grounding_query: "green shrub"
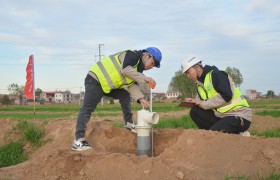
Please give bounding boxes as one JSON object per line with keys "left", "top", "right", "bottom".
{"left": 15, "top": 120, "right": 45, "bottom": 146}
{"left": 24, "top": 125, "right": 45, "bottom": 145}
{"left": 0, "top": 141, "right": 27, "bottom": 167}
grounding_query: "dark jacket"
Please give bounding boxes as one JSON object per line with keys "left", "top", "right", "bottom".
{"left": 197, "top": 65, "right": 232, "bottom": 102}
{"left": 196, "top": 65, "right": 252, "bottom": 121}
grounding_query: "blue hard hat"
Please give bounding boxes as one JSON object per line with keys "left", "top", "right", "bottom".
{"left": 144, "top": 47, "right": 162, "bottom": 68}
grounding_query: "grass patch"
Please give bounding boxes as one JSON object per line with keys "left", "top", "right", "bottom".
{"left": 24, "top": 125, "right": 45, "bottom": 145}
{"left": 112, "top": 122, "right": 124, "bottom": 128}
{"left": 251, "top": 128, "right": 280, "bottom": 138}
{"left": 0, "top": 141, "right": 27, "bottom": 167}
{"left": 0, "top": 102, "right": 184, "bottom": 114}
{"left": 225, "top": 169, "right": 280, "bottom": 180}
{"left": 249, "top": 99, "right": 280, "bottom": 109}
{"left": 255, "top": 110, "right": 280, "bottom": 118}
{"left": 93, "top": 112, "right": 120, "bottom": 117}
{"left": 153, "top": 115, "right": 197, "bottom": 129}
{"left": 225, "top": 174, "right": 251, "bottom": 180}
{"left": 251, "top": 105, "right": 280, "bottom": 110}
{"left": 0, "top": 113, "right": 74, "bottom": 121}
{"left": 0, "top": 112, "right": 121, "bottom": 121}
{"left": 257, "top": 169, "right": 280, "bottom": 180}
{"left": 0, "top": 120, "right": 46, "bottom": 167}
{"left": 112, "top": 115, "right": 197, "bottom": 129}
{"left": 15, "top": 120, "right": 45, "bottom": 146}
{"left": 0, "top": 104, "right": 80, "bottom": 112}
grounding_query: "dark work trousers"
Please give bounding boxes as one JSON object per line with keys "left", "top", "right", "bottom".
{"left": 189, "top": 106, "right": 251, "bottom": 134}
{"left": 75, "top": 74, "right": 133, "bottom": 140}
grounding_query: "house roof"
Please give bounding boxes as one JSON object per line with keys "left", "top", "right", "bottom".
{"left": 43, "top": 92, "right": 56, "bottom": 95}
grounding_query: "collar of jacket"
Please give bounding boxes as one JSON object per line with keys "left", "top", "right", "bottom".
{"left": 197, "top": 65, "right": 219, "bottom": 83}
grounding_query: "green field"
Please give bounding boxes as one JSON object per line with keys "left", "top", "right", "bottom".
{"left": 0, "top": 99, "right": 280, "bottom": 121}
{"left": 1, "top": 99, "right": 280, "bottom": 138}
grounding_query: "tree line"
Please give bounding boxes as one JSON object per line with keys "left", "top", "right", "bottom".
{"left": 0, "top": 67, "right": 277, "bottom": 106}
{"left": 0, "top": 83, "right": 43, "bottom": 105}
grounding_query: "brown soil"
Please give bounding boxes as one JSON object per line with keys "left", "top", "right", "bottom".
{"left": 0, "top": 112, "right": 280, "bottom": 180}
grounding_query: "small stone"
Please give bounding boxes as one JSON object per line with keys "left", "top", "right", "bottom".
{"left": 144, "top": 169, "right": 150, "bottom": 176}
{"left": 73, "top": 155, "right": 81, "bottom": 162}
{"left": 79, "top": 169, "right": 85, "bottom": 176}
{"left": 176, "top": 171, "right": 184, "bottom": 179}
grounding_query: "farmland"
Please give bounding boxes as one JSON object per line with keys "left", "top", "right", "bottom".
{"left": 0, "top": 99, "right": 280, "bottom": 179}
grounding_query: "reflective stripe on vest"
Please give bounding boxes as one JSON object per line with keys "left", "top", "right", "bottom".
{"left": 90, "top": 50, "right": 139, "bottom": 93}
{"left": 96, "top": 55, "right": 128, "bottom": 89}
{"left": 197, "top": 71, "right": 249, "bottom": 113}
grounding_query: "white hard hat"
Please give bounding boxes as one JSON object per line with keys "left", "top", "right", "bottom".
{"left": 181, "top": 56, "right": 202, "bottom": 73}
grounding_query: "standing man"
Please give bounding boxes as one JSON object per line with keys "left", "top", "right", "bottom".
{"left": 181, "top": 56, "right": 252, "bottom": 136}
{"left": 72, "top": 47, "right": 162, "bottom": 151}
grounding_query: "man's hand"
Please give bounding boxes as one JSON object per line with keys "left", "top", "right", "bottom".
{"left": 139, "top": 98, "right": 149, "bottom": 108}
{"left": 186, "top": 98, "right": 204, "bottom": 109}
{"left": 145, "top": 77, "right": 156, "bottom": 89}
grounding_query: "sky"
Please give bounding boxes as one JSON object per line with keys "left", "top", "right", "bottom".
{"left": 0, "top": 0, "right": 280, "bottom": 96}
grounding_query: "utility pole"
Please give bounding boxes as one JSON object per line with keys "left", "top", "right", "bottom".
{"left": 95, "top": 44, "right": 104, "bottom": 62}
{"left": 98, "top": 44, "right": 104, "bottom": 61}
{"left": 96, "top": 44, "right": 104, "bottom": 105}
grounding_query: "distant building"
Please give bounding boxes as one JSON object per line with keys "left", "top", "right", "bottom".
{"left": 9, "top": 95, "right": 21, "bottom": 105}
{"left": 55, "top": 91, "right": 73, "bottom": 103}
{"left": 40, "top": 91, "right": 83, "bottom": 103}
{"left": 165, "top": 91, "right": 181, "bottom": 99}
{"left": 145, "top": 92, "right": 166, "bottom": 102}
{"left": 246, "top": 89, "right": 257, "bottom": 100}
{"left": 40, "top": 92, "right": 56, "bottom": 102}
{"left": 0, "top": 94, "right": 20, "bottom": 105}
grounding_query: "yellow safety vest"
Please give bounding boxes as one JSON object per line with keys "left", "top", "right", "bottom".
{"left": 197, "top": 71, "right": 249, "bottom": 113}
{"left": 89, "top": 50, "right": 140, "bottom": 93}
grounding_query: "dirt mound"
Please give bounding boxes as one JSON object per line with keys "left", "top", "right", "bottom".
{"left": 0, "top": 119, "right": 280, "bottom": 179}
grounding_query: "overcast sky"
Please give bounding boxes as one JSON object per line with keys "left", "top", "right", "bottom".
{"left": 1, "top": 0, "right": 279, "bottom": 95}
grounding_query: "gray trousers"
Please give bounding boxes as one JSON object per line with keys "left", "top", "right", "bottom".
{"left": 75, "top": 74, "right": 133, "bottom": 140}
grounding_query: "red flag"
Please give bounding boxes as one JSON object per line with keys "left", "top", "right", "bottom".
{"left": 24, "top": 55, "right": 35, "bottom": 99}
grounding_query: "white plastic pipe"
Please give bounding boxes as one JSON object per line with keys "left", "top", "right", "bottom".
{"left": 137, "top": 109, "right": 159, "bottom": 126}
{"left": 150, "top": 88, "right": 152, "bottom": 112}
{"left": 136, "top": 109, "right": 159, "bottom": 156}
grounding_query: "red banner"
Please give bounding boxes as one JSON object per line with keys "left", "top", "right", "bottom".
{"left": 24, "top": 55, "right": 35, "bottom": 99}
